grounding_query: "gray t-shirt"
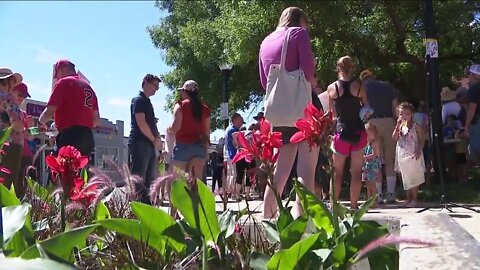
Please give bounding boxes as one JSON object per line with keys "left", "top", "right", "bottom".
{"left": 364, "top": 79, "right": 399, "bottom": 118}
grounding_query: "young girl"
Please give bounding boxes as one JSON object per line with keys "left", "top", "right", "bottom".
{"left": 362, "top": 123, "right": 383, "bottom": 207}
{"left": 393, "top": 102, "right": 426, "bottom": 208}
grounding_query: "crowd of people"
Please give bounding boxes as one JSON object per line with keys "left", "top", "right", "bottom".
{"left": 2, "top": 6, "right": 480, "bottom": 221}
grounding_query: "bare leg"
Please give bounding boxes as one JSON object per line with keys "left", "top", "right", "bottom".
{"left": 332, "top": 152, "right": 347, "bottom": 202}
{"left": 263, "top": 143, "right": 298, "bottom": 219}
{"left": 349, "top": 149, "right": 364, "bottom": 209}
{"left": 295, "top": 142, "right": 319, "bottom": 217}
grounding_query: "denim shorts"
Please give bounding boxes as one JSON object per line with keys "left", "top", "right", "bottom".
{"left": 172, "top": 143, "right": 207, "bottom": 162}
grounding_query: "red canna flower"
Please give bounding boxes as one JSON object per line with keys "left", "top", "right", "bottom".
{"left": 0, "top": 167, "right": 11, "bottom": 175}
{"left": 290, "top": 103, "right": 333, "bottom": 148}
{"left": 232, "top": 119, "right": 283, "bottom": 164}
{"left": 46, "top": 146, "right": 90, "bottom": 202}
{"left": 70, "top": 177, "right": 97, "bottom": 207}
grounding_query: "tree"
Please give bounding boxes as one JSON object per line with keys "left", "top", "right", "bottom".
{"left": 149, "top": 0, "right": 480, "bottom": 130}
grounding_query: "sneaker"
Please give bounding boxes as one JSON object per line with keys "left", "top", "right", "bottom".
{"left": 386, "top": 193, "right": 396, "bottom": 204}
{"left": 377, "top": 194, "right": 385, "bottom": 204}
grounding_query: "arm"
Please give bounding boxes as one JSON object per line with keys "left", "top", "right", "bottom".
{"left": 296, "top": 28, "right": 317, "bottom": 88}
{"left": 232, "top": 132, "right": 240, "bottom": 148}
{"left": 358, "top": 82, "right": 369, "bottom": 106}
{"left": 365, "top": 141, "right": 381, "bottom": 161}
{"left": 39, "top": 106, "right": 56, "bottom": 125}
{"left": 168, "top": 103, "right": 182, "bottom": 134}
{"left": 414, "top": 124, "right": 426, "bottom": 159}
{"left": 327, "top": 86, "right": 336, "bottom": 118}
{"left": 259, "top": 56, "right": 267, "bottom": 90}
{"left": 135, "top": 113, "right": 157, "bottom": 142}
{"left": 465, "top": 103, "right": 477, "bottom": 136}
{"left": 392, "top": 118, "right": 402, "bottom": 141}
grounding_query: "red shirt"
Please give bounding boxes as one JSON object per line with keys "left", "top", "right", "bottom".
{"left": 175, "top": 100, "right": 211, "bottom": 144}
{"left": 47, "top": 75, "right": 99, "bottom": 131}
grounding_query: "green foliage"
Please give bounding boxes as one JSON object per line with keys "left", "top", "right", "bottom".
{"left": 170, "top": 177, "right": 220, "bottom": 243}
{"left": 0, "top": 258, "right": 77, "bottom": 270}
{"left": 150, "top": 0, "right": 480, "bottom": 129}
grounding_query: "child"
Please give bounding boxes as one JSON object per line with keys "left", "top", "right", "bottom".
{"left": 362, "top": 123, "right": 383, "bottom": 208}
{"left": 393, "top": 102, "right": 426, "bottom": 208}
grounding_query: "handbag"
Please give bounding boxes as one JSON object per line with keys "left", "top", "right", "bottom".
{"left": 263, "top": 28, "right": 312, "bottom": 127}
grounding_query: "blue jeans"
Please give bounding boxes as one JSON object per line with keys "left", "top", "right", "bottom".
{"left": 129, "top": 140, "right": 158, "bottom": 204}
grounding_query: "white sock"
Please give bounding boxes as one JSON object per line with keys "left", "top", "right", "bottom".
{"left": 386, "top": 176, "right": 397, "bottom": 194}
{"left": 376, "top": 183, "right": 383, "bottom": 195}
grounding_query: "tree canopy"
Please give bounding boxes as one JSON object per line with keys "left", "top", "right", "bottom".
{"left": 148, "top": 0, "right": 480, "bottom": 130}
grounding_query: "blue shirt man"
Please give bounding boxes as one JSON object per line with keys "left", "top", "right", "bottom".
{"left": 225, "top": 113, "right": 244, "bottom": 160}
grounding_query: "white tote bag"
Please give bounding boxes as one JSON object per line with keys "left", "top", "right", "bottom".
{"left": 263, "top": 28, "right": 312, "bottom": 127}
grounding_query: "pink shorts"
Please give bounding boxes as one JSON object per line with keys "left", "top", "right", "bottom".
{"left": 331, "top": 130, "right": 368, "bottom": 156}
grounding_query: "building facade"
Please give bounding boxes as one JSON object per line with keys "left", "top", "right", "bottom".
{"left": 20, "top": 98, "right": 125, "bottom": 183}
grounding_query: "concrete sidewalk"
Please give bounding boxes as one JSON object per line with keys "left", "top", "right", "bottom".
{"left": 206, "top": 196, "right": 480, "bottom": 242}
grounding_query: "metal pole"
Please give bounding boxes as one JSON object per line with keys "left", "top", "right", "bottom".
{"left": 425, "top": 0, "right": 447, "bottom": 186}
{"left": 222, "top": 69, "right": 231, "bottom": 129}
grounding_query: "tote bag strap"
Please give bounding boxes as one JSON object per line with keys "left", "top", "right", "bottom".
{"left": 279, "top": 28, "right": 292, "bottom": 70}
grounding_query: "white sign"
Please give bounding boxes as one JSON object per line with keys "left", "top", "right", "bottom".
{"left": 426, "top": 38, "right": 438, "bottom": 58}
{"left": 220, "top": 102, "right": 229, "bottom": 120}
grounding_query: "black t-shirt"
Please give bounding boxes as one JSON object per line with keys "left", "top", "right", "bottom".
{"left": 129, "top": 92, "right": 159, "bottom": 145}
{"left": 468, "top": 82, "right": 480, "bottom": 124}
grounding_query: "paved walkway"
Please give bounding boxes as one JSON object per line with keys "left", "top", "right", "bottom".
{"left": 203, "top": 196, "right": 480, "bottom": 242}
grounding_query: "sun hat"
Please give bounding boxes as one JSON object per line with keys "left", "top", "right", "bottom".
{"left": 178, "top": 80, "right": 198, "bottom": 92}
{"left": 12, "top": 83, "right": 31, "bottom": 98}
{"left": 253, "top": 112, "right": 264, "bottom": 121}
{"left": 0, "top": 67, "right": 23, "bottom": 86}
{"left": 359, "top": 69, "right": 374, "bottom": 81}
{"left": 466, "top": 64, "right": 480, "bottom": 75}
{"left": 440, "top": 87, "right": 457, "bottom": 102}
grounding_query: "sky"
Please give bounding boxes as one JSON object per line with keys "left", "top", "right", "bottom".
{"left": 0, "top": 1, "right": 260, "bottom": 142}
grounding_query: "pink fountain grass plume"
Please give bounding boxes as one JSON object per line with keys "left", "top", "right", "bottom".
{"left": 149, "top": 172, "right": 176, "bottom": 206}
{"left": 353, "top": 234, "right": 436, "bottom": 263}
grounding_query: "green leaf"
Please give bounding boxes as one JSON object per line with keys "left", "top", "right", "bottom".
{"left": 330, "top": 242, "right": 346, "bottom": 265}
{"left": 294, "top": 180, "right": 335, "bottom": 237}
{"left": 0, "top": 183, "right": 21, "bottom": 207}
{"left": 0, "top": 127, "right": 12, "bottom": 145}
{"left": 170, "top": 178, "right": 220, "bottom": 242}
{"left": 131, "top": 202, "right": 186, "bottom": 254}
{"left": 249, "top": 252, "right": 270, "bottom": 270}
{"left": 21, "top": 224, "right": 98, "bottom": 262}
{"left": 353, "top": 195, "right": 376, "bottom": 222}
{"left": 279, "top": 214, "right": 308, "bottom": 249}
{"left": 262, "top": 220, "right": 280, "bottom": 244}
{"left": 26, "top": 178, "right": 50, "bottom": 201}
{"left": 0, "top": 257, "right": 76, "bottom": 270}
{"left": 81, "top": 168, "right": 88, "bottom": 184}
{"left": 96, "top": 218, "right": 165, "bottom": 254}
{"left": 2, "top": 204, "right": 30, "bottom": 246}
{"left": 218, "top": 209, "right": 235, "bottom": 239}
{"left": 276, "top": 207, "right": 294, "bottom": 233}
{"left": 266, "top": 233, "right": 321, "bottom": 270}
{"left": 95, "top": 201, "right": 111, "bottom": 221}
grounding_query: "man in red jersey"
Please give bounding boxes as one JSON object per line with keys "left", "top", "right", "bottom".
{"left": 39, "top": 60, "right": 100, "bottom": 157}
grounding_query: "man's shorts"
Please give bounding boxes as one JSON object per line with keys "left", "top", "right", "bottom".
{"left": 331, "top": 130, "right": 368, "bottom": 156}
{"left": 56, "top": 126, "right": 94, "bottom": 156}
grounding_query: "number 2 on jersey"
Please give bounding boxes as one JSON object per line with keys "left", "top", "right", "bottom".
{"left": 84, "top": 88, "right": 94, "bottom": 108}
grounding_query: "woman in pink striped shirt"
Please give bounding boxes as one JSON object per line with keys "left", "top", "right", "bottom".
{"left": 259, "top": 7, "right": 319, "bottom": 219}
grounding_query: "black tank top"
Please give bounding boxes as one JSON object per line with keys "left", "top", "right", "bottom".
{"left": 333, "top": 80, "right": 364, "bottom": 132}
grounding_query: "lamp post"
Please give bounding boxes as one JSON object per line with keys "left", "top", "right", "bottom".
{"left": 219, "top": 64, "right": 233, "bottom": 129}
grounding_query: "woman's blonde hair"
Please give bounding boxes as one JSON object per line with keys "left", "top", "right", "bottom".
{"left": 336, "top": 56, "right": 355, "bottom": 75}
{"left": 277, "top": 7, "right": 307, "bottom": 29}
